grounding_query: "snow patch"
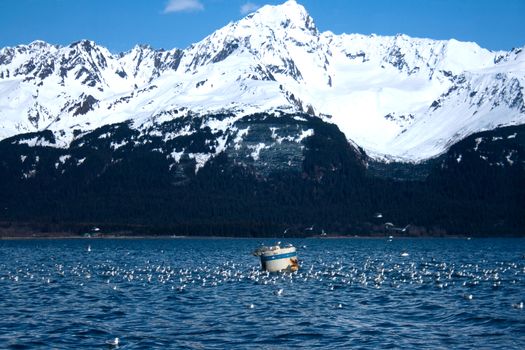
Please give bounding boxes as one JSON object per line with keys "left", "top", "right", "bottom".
{"left": 269, "top": 127, "right": 278, "bottom": 139}
{"left": 15, "top": 136, "right": 56, "bottom": 148}
{"left": 59, "top": 155, "right": 71, "bottom": 164}
{"left": 163, "top": 125, "right": 195, "bottom": 141}
{"left": 170, "top": 150, "right": 185, "bottom": 163}
{"left": 474, "top": 137, "right": 483, "bottom": 151}
{"left": 189, "top": 153, "right": 212, "bottom": 173}
{"left": 214, "top": 135, "right": 228, "bottom": 155}
{"left": 110, "top": 140, "right": 127, "bottom": 150}
{"left": 148, "top": 130, "right": 163, "bottom": 137}
{"left": 55, "top": 155, "right": 71, "bottom": 169}
{"left": 296, "top": 128, "right": 314, "bottom": 142}
{"left": 234, "top": 127, "right": 250, "bottom": 150}
{"left": 22, "top": 169, "right": 36, "bottom": 179}
{"left": 249, "top": 143, "right": 269, "bottom": 160}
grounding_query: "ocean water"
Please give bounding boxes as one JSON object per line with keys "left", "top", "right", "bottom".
{"left": 0, "top": 238, "right": 524, "bottom": 349}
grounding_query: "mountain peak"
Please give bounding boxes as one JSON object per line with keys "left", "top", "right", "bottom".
{"left": 247, "top": 0, "right": 317, "bottom": 35}
{"left": 28, "top": 40, "right": 54, "bottom": 49}
{"left": 277, "top": 0, "right": 304, "bottom": 13}
{"left": 68, "top": 39, "right": 100, "bottom": 51}
{"left": 133, "top": 44, "right": 155, "bottom": 52}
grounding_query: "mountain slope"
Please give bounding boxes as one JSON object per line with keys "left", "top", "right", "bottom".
{"left": 0, "top": 0, "right": 524, "bottom": 162}
{"left": 1, "top": 112, "right": 523, "bottom": 237}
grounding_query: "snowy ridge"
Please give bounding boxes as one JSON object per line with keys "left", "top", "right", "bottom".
{"left": 0, "top": 0, "right": 524, "bottom": 162}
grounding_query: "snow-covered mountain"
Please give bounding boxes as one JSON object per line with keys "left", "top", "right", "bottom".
{"left": 0, "top": 0, "right": 524, "bottom": 161}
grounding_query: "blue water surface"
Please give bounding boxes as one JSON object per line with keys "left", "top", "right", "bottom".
{"left": 1, "top": 238, "right": 524, "bottom": 349}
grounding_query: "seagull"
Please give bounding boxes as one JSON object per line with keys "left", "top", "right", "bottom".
{"left": 512, "top": 302, "right": 523, "bottom": 309}
{"left": 464, "top": 294, "right": 473, "bottom": 300}
{"left": 87, "top": 245, "right": 91, "bottom": 252}
{"left": 305, "top": 225, "right": 314, "bottom": 231}
{"left": 385, "top": 223, "right": 410, "bottom": 232}
{"left": 106, "top": 337, "right": 119, "bottom": 347}
{"left": 275, "top": 288, "right": 284, "bottom": 296}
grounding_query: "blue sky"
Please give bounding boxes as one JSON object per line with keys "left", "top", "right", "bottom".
{"left": 0, "top": 0, "right": 523, "bottom": 53}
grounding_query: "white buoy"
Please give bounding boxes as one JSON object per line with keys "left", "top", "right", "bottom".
{"left": 253, "top": 243, "right": 299, "bottom": 272}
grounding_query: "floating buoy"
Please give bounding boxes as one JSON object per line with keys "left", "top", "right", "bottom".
{"left": 253, "top": 243, "right": 299, "bottom": 272}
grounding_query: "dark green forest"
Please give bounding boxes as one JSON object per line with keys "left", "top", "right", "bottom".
{"left": 0, "top": 114, "right": 524, "bottom": 237}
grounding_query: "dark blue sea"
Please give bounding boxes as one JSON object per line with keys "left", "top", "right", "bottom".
{"left": 1, "top": 238, "right": 524, "bottom": 349}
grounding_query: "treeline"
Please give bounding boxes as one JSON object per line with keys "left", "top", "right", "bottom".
{"left": 0, "top": 118, "right": 524, "bottom": 237}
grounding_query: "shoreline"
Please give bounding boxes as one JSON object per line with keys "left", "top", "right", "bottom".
{"left": 0, "top": 234, "right": 519, "bottom": 240}
{"left": 2, "top": 221, "right": 523, "bottom": 239}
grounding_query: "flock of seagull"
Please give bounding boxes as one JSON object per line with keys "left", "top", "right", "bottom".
{"left": 1, "top": 244, "right": 523, "bottom": 347}
{"left": 2, "top": 248, "right": 523, "bottom": 301}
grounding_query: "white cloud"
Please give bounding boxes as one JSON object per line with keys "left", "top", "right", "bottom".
{"left": 164, "top": 0, "right": 204, "bottom": 13}
{"left": 240, "top": 2, "right": 260, "bottom": 15}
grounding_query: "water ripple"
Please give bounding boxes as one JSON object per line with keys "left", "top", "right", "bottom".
{"left": 0, "top": 238, "right": 524, "bottom": 349}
